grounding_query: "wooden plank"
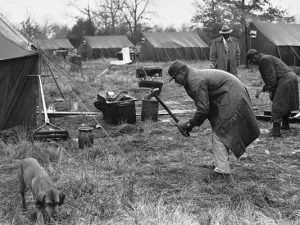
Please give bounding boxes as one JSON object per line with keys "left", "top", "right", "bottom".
{"left": 37, "top": 109, "right": 195, "bottom": 118}
{"left": 256, "top": 115, "right": 271, "bottom": 122}
{"left": 263, "top": 110, "right": 298, "bottom": 116}
{"left": 256, "top": 115, "right": 300, "bottom": 123}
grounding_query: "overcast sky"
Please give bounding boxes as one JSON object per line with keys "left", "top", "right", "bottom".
{"left": 0, "top": 0, "right": 299, "bottom": 29}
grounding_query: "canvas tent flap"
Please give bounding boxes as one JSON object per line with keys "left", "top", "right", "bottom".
{"left": 34, "top": 39, "right": 75, "bottom": 50}
{"left": 252, "top": 22, "right": 300, "bottom": 46}
{"left": 0, "top": 16, "right": 35, "bottom": 60}
{"left": 84, "top": 36, "right": 134, "bottom": 49}
{"left": 248, "top": 21, "right": 300, "bottom": 66}
{"left": 141, "top": 32, "right": 209, "bottom": 61}
{"left": 0, "top": 15, "right": 38, "bottom": 130}
{"left": 142, "top": 32, "right": 209, "bottom": 48}
{"left": 0, "top": 56, "right": 38, "bottom": 130}
{"left": 0, "top": 33, "right": 36, "bottom": 60}
{"left": 78, "top": 35, "right": 134, "bottom": 59}
{"left": 0, "top": 15, "right": 34, "bottom": 52}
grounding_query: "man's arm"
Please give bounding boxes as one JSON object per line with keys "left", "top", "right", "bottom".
{"left": 210, "top": 40, "right": 218, "bottom": 68}
{"left": 235, "top": 39, "right": 240, "bottom": 66}
{"left": 259, "top": 58, "right": 277, "bottom": 94}
{"left": 189, "top": 82, "right": 209, "bottom": 126}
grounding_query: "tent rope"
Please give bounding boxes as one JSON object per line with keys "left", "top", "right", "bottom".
{"left": 289, "top": 46, "right": 300, "bottom": 60}
{"left": 173, "top": 47, "right": 185, "bottom": 61}
{"left": 42, "top": 54, "right": 127, "bottom": 157}
{"left": 199, "top": 46, "right": 208, "bottom": 60}
{"left": 44, "top": 54, "right": 95, "bottom": 97}
{"left": 154, "top": 47, "right": 161, "bottom": 62}
{"left": 183, "top": 47, "right": 193, "bottom": 61}
{"left": 163, "top": 48, "right": 172, "bottom": 61}
{"left": 277, "top": 47, "right": 282, "bottom": 60}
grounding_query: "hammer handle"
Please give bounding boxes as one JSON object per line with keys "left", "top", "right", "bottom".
{"left": 153, "top": 95, "right": 189, "bottom": 137}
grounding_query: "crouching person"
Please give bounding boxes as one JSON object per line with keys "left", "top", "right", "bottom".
{"left": 168, "top": 60, "right": 260, "bottom": 183}
{"left": 247, "top": 49, "right": 299, "bottom": 137}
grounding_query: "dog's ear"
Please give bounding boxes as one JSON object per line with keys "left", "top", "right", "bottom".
{"left": 35, "top": 192, "right": 46, "bottom": 209}
{"left": 59, "top": 192, "right": 65, "bottom": 206}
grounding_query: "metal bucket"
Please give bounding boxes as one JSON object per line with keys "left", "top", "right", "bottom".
{"left": 141, "top": 99, "right": 159, "bottom": 121}
{"left": 78, "top": 127, "right": 94, "bottom": 149}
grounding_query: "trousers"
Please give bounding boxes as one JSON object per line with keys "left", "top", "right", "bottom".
{"left": 212, "top": 132, "right": 230, "bottom": 174}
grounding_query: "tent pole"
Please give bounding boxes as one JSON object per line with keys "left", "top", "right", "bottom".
{"left": 245, "top": 24, "right": 249, "bottom": 68}
{"left": 38, "top": 52, "right": 42, "bottom": 126}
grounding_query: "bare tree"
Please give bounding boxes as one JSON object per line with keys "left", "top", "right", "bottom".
{"left": 178, "top": 23, "right": 190, "bottom": 32}
{"left": 120, "top": 0, "right": 155, "bottom": 43}
{"left": 94, "top": 0, "right": 123, "bottom": 34}
{"left": 51, "top": 24, "right": 70, "bottom": 39}
{"left": 18, "top": 7, "right": 42, "bottom": 39}
{"left": 39, "top": 16, "right": 56, "bottom": 38}
{"left": 67, "top": 0, "right": 96, "bottom": 21}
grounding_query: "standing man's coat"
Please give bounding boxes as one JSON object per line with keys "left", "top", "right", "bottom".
{"left": 258, "top": 54, "right": 299, "bottom": 121}
{"left": 210, "top": 36, "right": 240, "bottom": 76}
{"left": 186, "top": 68, "right": 260, "bottom": 158}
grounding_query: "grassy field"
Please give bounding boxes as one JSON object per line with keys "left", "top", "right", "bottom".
{"left": 1, "top": 57, "right": 300, "bottom": 225}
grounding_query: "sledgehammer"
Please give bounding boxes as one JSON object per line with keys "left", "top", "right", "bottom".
{"left": 144, "top": 88, "right": 190, "bottom": 137}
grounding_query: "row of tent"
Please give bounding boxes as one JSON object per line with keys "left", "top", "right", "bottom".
{"left": 33, "top": 21, "right": 300, "bottom": 66}
{"left": 35, "top": 32, "right": 210, "bottom": 61}
{"left": 1, "top": 13, "right": 300, "bottom": 130}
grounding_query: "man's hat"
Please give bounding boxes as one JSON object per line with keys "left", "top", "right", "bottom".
{"left": 168, "top": 60, "right": 186, "bottom": 82}
{"left": 246, "top": 49, "right": 258, "bottom": 62}
{"left": 219, "top": 25, "right": 233, "bottom": 34}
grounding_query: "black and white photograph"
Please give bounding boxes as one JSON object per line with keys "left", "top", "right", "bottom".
{"left": 0, "top": 0, "right": 300, "bottom": 224}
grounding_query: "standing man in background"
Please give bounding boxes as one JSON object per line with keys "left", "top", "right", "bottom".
{"left": 210, "top": 25, "right": 240, "bottom": 77}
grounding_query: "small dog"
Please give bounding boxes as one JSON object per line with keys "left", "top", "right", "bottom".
{"left": 19, "top": 158, "right": 65, "bottom": 224}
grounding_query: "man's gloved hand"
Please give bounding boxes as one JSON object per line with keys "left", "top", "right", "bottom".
{"left": 262, "top": 85, "right": 267, "bottom": 92}
{"left": 209, "top": 64, "right": 215, "bottom": 69}
{"left": 269, "top": 92, "right": 274, "bottom": 101}
{"left": 175, "top": 120, "right": 194, "bottom": 134}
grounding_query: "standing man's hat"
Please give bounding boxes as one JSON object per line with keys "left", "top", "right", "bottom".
{"left": 246, "top": 49, "right": 258, "bottom": 62}
{"left": 219, "top": 25, "right": 233, "bottom": 34}
{"left": 168, "top": 60, "right": 186, "bottom": 82}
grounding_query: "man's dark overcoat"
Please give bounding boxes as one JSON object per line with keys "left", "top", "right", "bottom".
{"left": 258, "top": 54, "right": 299, "bottom": 122}
{"left": 210, "top": 37, "right": 240, "bottom": 76}
{"left": 186, "top": 68, "right": 260, "bottom": 158}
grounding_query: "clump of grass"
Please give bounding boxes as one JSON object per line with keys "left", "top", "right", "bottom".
{"left": 67, "top": 171, "right": 98, "bottom": 199}
{"left": 0, "top": 141, "right": 64, "bottom": 165}
{"left": 111, "top": 197, "right": 200, "bottom": 225}
{"left": 208, "top": 201, "right": 286, "bottom": 225}
{"left": 0, "top": 126, "right": 29, "bottom": 144}
{"left": 71, "top": 86, "right": 82, "bottom": 97}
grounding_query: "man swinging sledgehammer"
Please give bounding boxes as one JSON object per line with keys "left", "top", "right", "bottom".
{"left": 168, "top": 60, "right": 260, "bottom": 183}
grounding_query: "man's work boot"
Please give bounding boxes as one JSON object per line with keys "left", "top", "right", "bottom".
{"left": 267, "top": 122, "right": 281, "bottom": 137}
{"left": 200, "top": 162, "right": 215, "bottom": 170}
{"left": 281, "top": 115, "right": 290, "bottom": 130}
{"left": 202, "top": 171, "right": 233, "bottom": 183}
